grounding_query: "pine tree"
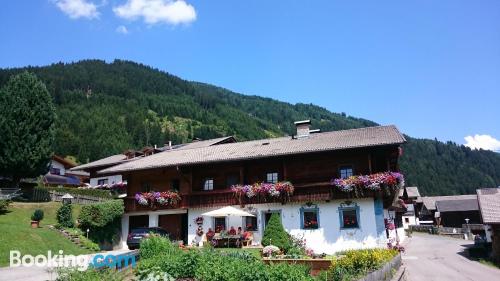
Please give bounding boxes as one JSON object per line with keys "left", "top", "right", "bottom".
{"left": 261, "top": 213, "right": 292, "bottom": 252}
{"left": 0, "top": 72, "right": 56, "bottom": 186}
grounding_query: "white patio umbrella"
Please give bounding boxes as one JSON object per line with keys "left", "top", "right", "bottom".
{"left": 202, "top": 206, "right": 255, "bottom": 248}
{"left": 202, "top": 206, "right": 255, "bottom": 217}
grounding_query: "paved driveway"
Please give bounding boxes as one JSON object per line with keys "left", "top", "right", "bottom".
{"left": 403, "top": 233, "right": 499, "bottom": 281}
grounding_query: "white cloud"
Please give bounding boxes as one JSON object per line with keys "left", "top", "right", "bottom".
{"left": 53, "top": 0, "right": 100, "bottom": 19}
{"left": 464, "top": 134, "right": 500, "bottom": 152}
{"left": 113, "top": 0, "right": 196, "bottom": 25}
{"left": 116, "top": 25, "right": 129, "bottom": 34}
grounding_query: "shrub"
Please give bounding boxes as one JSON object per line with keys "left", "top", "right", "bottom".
{"left": 57, "top": 268, "right": 123, "bottom": 281}
{"left": 56, "top": 203, "right": 74, "bottom": 228}
{"left": 46, "top": 186, "right": 114, "bottom": 199}
{"left": 78, "top": 200, "right": 124, "bottom": 243}
{"left": 139, "top": 235, "right": 180, "bottom": 260}
{"left": 0, "top": 199, "right": 10, "bottom": 213}
{"left": 31, "top": 209, "right": 44, "bottom": 221}
{"left": 328, "top": 248, "right": 398, "bottom": 281}
{"left": 261, "top": 213, "right": 292, "bottom": 252}
{"left": 31, "top": 187, "right": 51, "bottom": 202}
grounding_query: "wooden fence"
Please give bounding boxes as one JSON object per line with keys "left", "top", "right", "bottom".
{"left": 358, "top": 253, "right": 402, "bottom": 281}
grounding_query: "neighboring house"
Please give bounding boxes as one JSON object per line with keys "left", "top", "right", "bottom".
{"left": 42, "top": 155, "right": 89, "bottom": 187}
{"left": 399, "top": 186, "right": 420, "bottom": 229}
{"left": 477, "top": 188, "right": 500, "bottom": 263}
{"left": 97, "top": 121, "right": 407, "bottom": 254}
{"left": 419, "top": 195, "right": 480, "bottom": 227}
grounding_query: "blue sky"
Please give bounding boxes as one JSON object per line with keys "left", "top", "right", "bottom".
{"left": 1, "top": 0, "right": 499, "bottom": 150}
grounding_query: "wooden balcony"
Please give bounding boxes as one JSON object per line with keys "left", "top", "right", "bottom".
{"left": 124, "top": 181, "right": 395, "bottom": 212}
{"left": 124, "top": 197, "right": 186, "bottom": 213}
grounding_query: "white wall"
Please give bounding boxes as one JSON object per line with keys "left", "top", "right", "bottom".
{"left": 90, "top": 174, "right": 122, "bottom": 187}
{"left": 50, "top": 160, "right": 66, "bottom": 175}
{"left": 402, "top": 215, "right": 417, "bottom": 229}
{"left": 187, "top": 198, "right": 386, "bottom": 254}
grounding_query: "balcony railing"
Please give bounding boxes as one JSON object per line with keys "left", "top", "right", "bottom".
{"left": 124, "top": 181, "right": 389, "bottom": 212}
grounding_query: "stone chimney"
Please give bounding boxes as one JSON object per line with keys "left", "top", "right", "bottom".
{"left": 294, "top": 120, "right": 311, "bottom": 139}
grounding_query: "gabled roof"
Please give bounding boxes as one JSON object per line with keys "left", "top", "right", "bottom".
{"left": 436, "top": 198, "right": 479, "bottom": 212}
{"left": 398, "top": 186, "right": 420, "bottom": 198}
{"left": 71, "top": 154, "right": 130, "bottom": 171}
{"left": 477, "top": 188, "right": 500, "bottom": 224}
{"left": 158, "top": 136, "right": 236, "bottom": 151}
{"left": 52, "top": 155, "right": 77, "bottom": 169}
{"left": 99, "top": 125, "right": 405, "bottom": 175}
{"left": 421, "top": 195, "right": 478, "bottom": 211}
{"left": 71, "top": 136, "right": 237, "bottom": 172}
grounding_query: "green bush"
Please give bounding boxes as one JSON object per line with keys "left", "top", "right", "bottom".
{"left": 327, "top": 248, "right": 398, "bottom": 281}
{"left": 31, "top": 187, "right": 51, "bottom": 202}
{"left": 135, "top": 238, "right": 314, "bottom": 281}
{"left": 56, "top": 268, "right": 123, "bottom": 281}
{"left": 31, "top": 209, "right": 44, "bottom": 221}
{"left": 0, "top": 199, "right": 10, "bottom": 213}
{"left": 56, "top": 203, "right": 74, "bottom": 228}
{"left": 261, "top": 213, "right": 292, "bottom": 252}
{"left": 78, "top": 200, "right": 124, "bottom": 243}
{"left": 46, "top": 186, "right": 114, "bottom": 199}
{"left": 139, "top": 234, "right": 180, "bottom": 260}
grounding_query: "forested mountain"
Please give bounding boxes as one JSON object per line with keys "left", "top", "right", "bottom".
{"left": 0, "top": 60, "right": 498, "bottom": 195}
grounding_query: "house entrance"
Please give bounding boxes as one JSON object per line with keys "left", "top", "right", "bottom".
{"left": 129, "top": 215, "right": 149, "bottom": 232}
{"left": 159, "top": 213, "right": 188, "bottom": 243}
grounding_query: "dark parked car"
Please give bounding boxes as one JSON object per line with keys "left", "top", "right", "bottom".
{"left": 127, "top": 227, "right": 170, "bottom": 249}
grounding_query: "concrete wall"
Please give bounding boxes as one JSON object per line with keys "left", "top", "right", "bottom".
{"left": 187, "top": 198, "right": 386, "bottom": 254}
{"left": 90, "top": 174, "right": 122, "bottom": 187}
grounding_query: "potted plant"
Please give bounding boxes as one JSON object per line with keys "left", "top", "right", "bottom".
{"left": 31, "top": 209, "right": 44, "bottom": 228}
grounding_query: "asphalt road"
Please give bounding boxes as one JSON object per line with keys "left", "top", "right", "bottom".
{"left": 403, "top": 233, "right": 500, "bottom": 281}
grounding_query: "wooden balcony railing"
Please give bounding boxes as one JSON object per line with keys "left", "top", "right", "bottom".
{"left": 124, "top": 181, "right": 391, "bottom": 212}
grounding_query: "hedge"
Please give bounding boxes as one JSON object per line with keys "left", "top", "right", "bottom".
{"left": 31, "top": 187, "right": 51, "bottom": 202}
{"left": 46, "top": 186, "right": 114, "bottom": 199}
{"left": 0, "top": 199, "right": 10, "bottom": 213}
{"left": 78, "top": 200, "right": 124, "bottom": 243}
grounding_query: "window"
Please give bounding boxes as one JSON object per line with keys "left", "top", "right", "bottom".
{"left": 97, "top": 179, "right": 108, "bottom": 186}
{"left": 214, "top": 217, "right": 226, "bottom": 233}
{"left": 226, "top": 174, "right": 239, "bottom": 187}
{"left": 170, "top": 179, "right": 180, "bottom": 191}
{"left": 50, "top": 167, "right": 61, "bottom": 175}
{"left": 203, "top": 178, "right": 214, "bottom": 191}
{"left": 404, "top": 218, "right": 410, "bottom": 223}
{"left": 339, "top": 202, "right": 360, "bottom": 229}
{"left": 244, "top": 216, "right": 258, "bottom": 231}
{"left": 266, "top": 172, "right": 279, "bottom": 183}
{"left": 339, "top": 165, "right": 353, "bottom": 179}
{"left": 301, "top": 204, "right": 319, "bottom": 230}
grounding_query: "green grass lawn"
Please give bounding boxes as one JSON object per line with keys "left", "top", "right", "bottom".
{"left": 0, "top": 202, "right": 92, "bottom": 267}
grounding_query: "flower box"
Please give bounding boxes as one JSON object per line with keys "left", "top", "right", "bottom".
{"left": 135, "top": 191, "right": 181, "bottom": 208}
{"left": 331, "top": 172, "right": 404, "bottom": 193}
{"left": 231, "top": 181, "right": 294, "bottom": 204}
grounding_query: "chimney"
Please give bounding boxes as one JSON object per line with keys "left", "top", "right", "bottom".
{"left": 294, "top": 120, "right": 311, "bottom": 139}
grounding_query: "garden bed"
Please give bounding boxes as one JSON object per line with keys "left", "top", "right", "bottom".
{"left": 262, "top": 258, "right": 332, "bottom": 276}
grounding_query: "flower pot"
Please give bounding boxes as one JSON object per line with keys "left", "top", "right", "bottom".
{"left": 31, "top": 221, "right": 39, "bottom": 228}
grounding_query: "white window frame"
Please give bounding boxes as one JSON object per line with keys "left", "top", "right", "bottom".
{"left": 203, "top": 178, "right": 214, "bottom": 191}
{"left": 266, "top": 172, "right": 279, "bottom": 184}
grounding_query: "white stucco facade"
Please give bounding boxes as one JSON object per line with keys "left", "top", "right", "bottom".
{"left": 90, "top": 174, "right": 122, "bottom": 187}
{"left": 50, "top": 160, "right": 66, "bottom": 175}
{"left": 119, "top": 197, "right": 404, "bottom": 254}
